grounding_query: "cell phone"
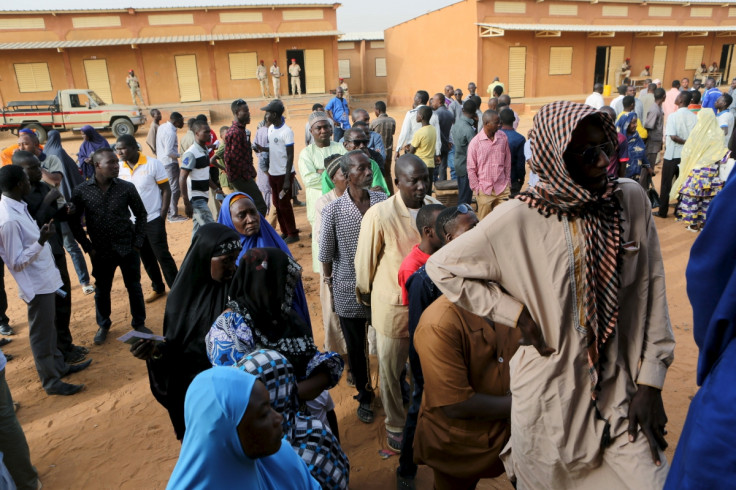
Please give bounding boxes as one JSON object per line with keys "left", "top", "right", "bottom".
{"left": 279, "top": 189, "right": 287, "bottom": 200}
{"left": 216, "top": 193, "right": 225, "bottom": 201}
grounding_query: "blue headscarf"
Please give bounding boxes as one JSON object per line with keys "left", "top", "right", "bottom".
{"left": 78, "top": 125, "right": 110, "bottom": 180}
{"left": 217, "top": 192, "right": 311, "bottom": 330}
{"left": 615, "top": 112, "right": 648, "bottom": 178}
{"left": 166, "top": 367, "right": 319, "bottom": 490}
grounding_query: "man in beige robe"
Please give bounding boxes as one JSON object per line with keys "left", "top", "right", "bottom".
{"left": 426, "top": 101, "right": 674, "bottom": 489}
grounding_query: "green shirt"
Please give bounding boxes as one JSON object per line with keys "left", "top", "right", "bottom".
{"left": 321, "top": 159, "right": 389, "bottom": 195}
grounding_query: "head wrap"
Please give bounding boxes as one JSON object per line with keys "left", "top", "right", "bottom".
{"left": 44, "top": 130, "right": 84, "bottom": 200}
{"left": 616, "top": 113, "right": 648, "bottom": 179}
{"left": 518, "top": 101, "right": 622, "bottom": 396}
{"left": 77, "top": 125, "right": 110, "bottom": 180}
{"left": 308, "top": 110, "right": 330, "bottom": 129}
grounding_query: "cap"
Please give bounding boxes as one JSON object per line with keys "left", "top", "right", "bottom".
{"left": 129, "top": 69, "right": 134, "bottom": 72}
{"left": 291, "top": 58, "right": 296, "bottom": 62}
{"left": 308, "top": 110, "right": 330, "bottom": 129}
{"left": 339, "top": 78, "right": 344, "bottom": 81}
{"left": 652, "top": 79, "right": 661, "bottom": 85}
{"left": 260, "top": 59, "right": 264, "bottom": 63}
{"left": 261, "top": 99, "right": 285, "bottom": 114}
{"left": 645, "top": 65, "right": 650, "bottom": 69}
{"left": 273, "top": 59, "right": 277, "bottom": 62}
{"left": 325, "top": 155, "right": 342, "bottom": 179}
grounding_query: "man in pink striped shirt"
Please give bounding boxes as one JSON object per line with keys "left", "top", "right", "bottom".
{"left": 467, "top": 110, "right": 511, "bottom": 219}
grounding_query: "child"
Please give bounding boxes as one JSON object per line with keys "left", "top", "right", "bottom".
{"left": 409, "top": 105, "right": 437, "bottom": 193}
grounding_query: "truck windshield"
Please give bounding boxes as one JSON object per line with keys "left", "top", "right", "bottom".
{"left": 88, "top": 92, "right": 106, "bottom": 106}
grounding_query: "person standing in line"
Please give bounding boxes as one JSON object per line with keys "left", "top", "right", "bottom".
{"left": 486, "top": 77, "right": 504, "bottom": 97}
{"left": 350, "top": 109, "right": 386, "bottom": 161}
{"left": 270, "top": 60, "right": 283, "bottom": 99}
{"left": 643, "top": 88, "right": 666, "bottom": 185}
{"left": 354, "top": 155, "right": 439, "bottom": 452}
{"left": 716, "top": 94, "right": 735, "bottom": 145}
{"left": 126, "top": 69, "right": 145, "bottom": 106}
{"left": 655, "top": 92, "right": 696, "bottom": 218}
{"left": 179, "top": 118, "right": 196, "bottom": 156}
{"left": 305, "top": 103, "right": 333, "bottom": 146}
{"left": 146, "top": 109, "right": 162, "bottom": 155}
{"left": 339, "top": 78, "right": 350, "bottom": 102}
{"left": 370, "top": 101, "right": 396, "bottom": 193}
{"left": 115, "top": 135, "right": 178, "bottom": 304}
{"left": 156, "top": 111, "right": 187, "bottom": 222}
{"left": 663, "top": 80, "right": 682, "bottom": 119}
{"left": 180, "top": 120, "right": 222, "bottom": 239}
{"left": 701, "top": 77, "right": 721, "bottom": 113}
{"left": 0, "top": 165, "right": 91, "bottom": 395}
{"left": 585, "top": 83, "right": 605, "bottom": 110}
{"left": 466, "top": 82, "right": 482, "bottom": 109}
{"left": 409, "top": 106, "right": 437, "bottom": 194}
{"left": 326, "top": 87, "right": 351, "bottom": 142}
{"left": 444, "top": 85, "right": 463, "bottom": 121}
{"left": 467, "top": 110, "right": 511, "bottom": 220}
{"left": 259, "top": 100, "right": 299, "bottom": 243}
{"left": 430, "top": 93, "right": 455, "bottom": 183}
{"left": 69, "top": 148, "right": 150, "bottom": 345}
{"left": 499, "top": 108, "right": 527, "bottom": 197}
{"left": 395, "top": 91, "right": 441, "bottom": 162}
{"left": 0, "top": 258, "right": 10, "bottom": 336}
{"left": 451, "top": 100, "right": 478, "bottom": 206}
{"left": 256, "top": 59, "right": 270, "bottom": 98}
{"left": 320, "top": 150, "right": 388, "bottom": 425}
{"left": 289, "top": 58, "right": 302, "bottom": 97}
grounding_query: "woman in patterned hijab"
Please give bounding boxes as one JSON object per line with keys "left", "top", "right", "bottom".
{"left": 518, "top": 100, "right": 622, "bottom": 395}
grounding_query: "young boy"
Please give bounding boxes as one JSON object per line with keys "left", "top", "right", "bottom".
{"left": 180, "top": 119, "right": 222, "bottom": 237}
{"left": 409, "top": 106, "right": 437, "bottom": 193}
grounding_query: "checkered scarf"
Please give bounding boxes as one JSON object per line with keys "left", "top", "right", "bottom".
{"left": 517, "top": 101, "right": 622, "bottom": 396}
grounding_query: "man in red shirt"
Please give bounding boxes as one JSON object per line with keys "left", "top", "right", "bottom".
{"left": 398, "top": 204, "right": 445, "bottom": 305}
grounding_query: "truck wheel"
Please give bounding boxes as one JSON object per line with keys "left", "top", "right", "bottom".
{"left": 112, "top": 119, "right": 135, "bottom": 138}
{"left": 24, "top": 123, "right": 47, "bottom": 143}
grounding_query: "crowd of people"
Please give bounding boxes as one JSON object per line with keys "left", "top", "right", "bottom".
{"left": 0, "top": 72, "right": 733, "bottom": 490}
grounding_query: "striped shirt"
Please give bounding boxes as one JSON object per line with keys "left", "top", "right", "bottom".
{"left": 467, "top": 129, "right": 511, "bottom": 196}
{"left": 181, "top": 143, "right": 211, "bottom": 201}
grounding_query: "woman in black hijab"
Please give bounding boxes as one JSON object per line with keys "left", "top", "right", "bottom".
{"left": 131, "top": 223, "right": 242, "bottom": 440}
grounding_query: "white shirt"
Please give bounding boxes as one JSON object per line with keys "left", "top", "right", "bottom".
{"left": 585, "top": 92, "right": 605, "bottom": 110}
{"left": 718, "top": 110, "right": 735, "bottom": 145}
{"left": 664, "top": 108, "right": 698, "bottom": 160}
{"left": 395, "top": 105, "right": 442, "bottom": 156}
{"left": 182, "top": 143, "right": 211, "bottom": 200}
{"left": 611, "top": 95, "right": 625, "bottom": 116}
{"left": 0, "top": 196, "right": 63, "bottom": 303}
{"left": 155, "top": 121, "right": 179, "bottom": 165}
{"left": 118, "top": 154, "right": 169, "bottom": 222}
{"left": 268, "top": 122, "right": 294, "bottom": 176}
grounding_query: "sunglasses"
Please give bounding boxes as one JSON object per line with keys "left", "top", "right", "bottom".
{"left": 566, "top": 142, "right": 615, "bottom": 166}
{"left": 348, "top": 139, "right": 370, "bottom": 146}
{"left": 442, "top": 203, "right": 474, "bottom": 235}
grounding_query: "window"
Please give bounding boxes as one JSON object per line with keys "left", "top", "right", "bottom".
{"left": 549, "top": 4, "right": 577, "bottom": 16}
{"left": 495, "top": 1, "right": 525, "bottom": 14}
{"left": 282, "top": 9, "right": 323, "bottom": 20}
{"left": 370, "top": 41, "right": 385, "bottom": 49}
{"left": 228, "top": 52, "right": 258, "bottom": 80}
{"left": 0, "top": 18, "right": 44, "bottom": 29}
{"left": 338, "top": 59, "right": 351, "bottom": 79}
{"left": 602, "top": 5, "right": 628, "bottom": 17}
{"left": 685, "top": 45, "right": 705, "bottom": 70}
{"left": 375, "top": 58, "right": 387, "bottom": 77}
{"left": 72, "top": 16, "right": 121, "bottom": 28}
{"left": 549, "top": 47, "right": 573, "bottom": 75}
{"left": 649, "top": 6, "right": 672, "bottom": 17}
{"left": 219, "top": 12, "right": 262, "bottom": 23}
{"left": 690, "top": 7, "right": 713, "bottom": 18}
{"left": 148, "top": 14, "right": 193, "bottom": 26}
{"left": 338, "top": 42, "right": 355, "bottom": 50}
{"left": 14, "top": 63, "right": 52, "bottom": 92}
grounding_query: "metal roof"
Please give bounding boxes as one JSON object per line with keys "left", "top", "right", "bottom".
{"left": 477, "top": 22, "right": 736, "bottom": 32}
{"left": 338, "top": 31, "right": 384, "bottom": 42}
{"left": 0, "top": 30, "right": 342, "bottom": 50}
{"left": 0, "top": 1, "right": 339, "bottom": 13}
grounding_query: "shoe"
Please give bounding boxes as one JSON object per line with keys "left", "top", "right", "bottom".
{"left": 13, "top": 401, "right": 19, "bottom": 412}
{"left": 396, "top": 469, "right": 416, "bottom": 490}
{"left": 94, "top": 327, "right": 109, "bottom": 345}
{"left": 284, "top": 235, "right": 300, "bottom": 244}
{"left": 4, "top": 353, "right": 13, "bottom": 362}
{"left": 652, "top": 211, "right": 667, "bottom": 219}
{"left": 387, "top": 429, "right": 403, "bottom": 452}
{"left": 167, "top": 215, "right": 188, "bottom": 223}
{"left": 293, "top": 200, "right": 306, "bottom": 207}
{"left": 145, "top": 290, "right": 166, "bottom": 303}
{"left": 63, "top": 359, "right": 92, "bottom": 377}
{"left": 280, "top": 233, "right": 288, "bottom": 239}
{"left": 46, "top": 382, "right": 84, "bottom": 396}
{"left": 0, "top": 324, "right": 14, "bottom": 336}
{"left": 82, "top": 284, "right": 95, "bottom": 295}
{"left": 686, "top": 225, "right": 699, "bottom": 233}
{"left": 346, "top": 370, "right": 355, "bottom": 387}
{"left": 64, "top": 349, "right": 87, "bottom": 364}
{"left": 134, "top": 325, "right": 154, "bottom": 335}
{"left": 0, "top": 338, "right": 11, "bottom": 347}
{"left": 357, "top": 402, "right": 374, "bottom": 424}
{"left": 73, "top": 345, "right": 90, "bottom": 355}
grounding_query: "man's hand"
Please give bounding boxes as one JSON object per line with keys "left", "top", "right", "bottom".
{"left": 184, "top": 201, "right": 193, "bottom": 219}
{"left": 282, "top": 174, "right": 291, "bottom": 193}
{"left": 38, "top": 219, "right": 55, "bottom": 245}
{"left": 43, "top": 188, "right": 62, "bottom": 206}
{"left": 66, "top": 203, "right": 76, "bottom": 215}
{"left": 628, "top": 385, "right": 668, "bottom": 466}
{"left": 130, "top": 339, "right": 157, "bottom": 361}
{"left": 434, "top": 155, "right": 442, "bottom": 165}
{"left": 517, "top": 306, "right": 555, "bottom": 356}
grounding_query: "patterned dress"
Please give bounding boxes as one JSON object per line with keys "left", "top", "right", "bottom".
{"left": 675, "top": 165, "right": 724, "bottom": 227}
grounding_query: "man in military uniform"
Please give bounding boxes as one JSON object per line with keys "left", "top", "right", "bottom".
{"left": 256, "top": 60, "right": 270, "bottom": 98}
{"left": 289, "top": 58, "right": 302, "bottom": 97}
{"left": 270, "top": 60, "right": 283, "bottom": 99}
{"left": 126, "top": 70, "right": 145, "bottom": 106}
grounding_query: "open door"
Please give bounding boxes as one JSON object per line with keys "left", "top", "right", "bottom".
{"left": 304, "top": 49, "right": 325, "bottom": 94}
{"left": 720, "top": 44, "right": 734, "bottom": 84}
{"left": 285, "top": 49, "right": 306, "bottom": 96}
{"left": 83, "top": 59, "right": 113, "bottom": 104}
{"left": 175, "top": 55, "right": 201, "bottom": 103}
{"left": 594, "top": 47, "right": 610, "bottom": 86}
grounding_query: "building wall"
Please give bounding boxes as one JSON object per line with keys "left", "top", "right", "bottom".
{"left": 337, "top": 40, "right": 388, "bottom": 95}
{"left": 385, "top": 0, "right": 479, "bottom": 107}
{"left": 0, "top": 5, "right": 339, "bottom": 106}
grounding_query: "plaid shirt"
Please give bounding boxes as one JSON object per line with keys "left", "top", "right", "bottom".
{"left": 467, "top": 129, "right": 511, "bottom": 195}
{"left": 224, "top": 120, "right": 257, "bottom": 182}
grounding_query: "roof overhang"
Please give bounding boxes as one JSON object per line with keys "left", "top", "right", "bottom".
{"left": 478, "top": 22, "right": 736, "bottom": 38}
{"left": 0, "top": 30, "right": 342, "bottom": 50}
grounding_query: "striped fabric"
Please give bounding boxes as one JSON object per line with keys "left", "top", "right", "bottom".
{"left": 517, "top": 101, "right": 622, "bottom": 397}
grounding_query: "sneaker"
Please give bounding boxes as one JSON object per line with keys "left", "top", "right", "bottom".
{"left": 94, "top": 327, "right": 109, "bottom": 345}
{"left": 167, "top": 215, "right": 188, "bottom": 223}
{"left": 686, "top": 225, "right": 699, "bottom": 233}
{"left": 0, "top": 324, "right": 14, "bottom": 336}
{"left": 387, "top": 429, "right": 403, "bottom": 452}
{"left": 145, "top": 290, "right": 166, "bottom": 303}
{"left": 284, "top": 235, "right": 300, "bottom": 244}
{"left": 82, "top": 284, "right": 95, "bottom": 295}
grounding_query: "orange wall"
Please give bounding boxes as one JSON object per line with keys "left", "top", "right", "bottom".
{"left": 0, "top": 50, "right": 67, "bottom": 105}
{"left": 385, "top": 0, "right": 479, "bottom": 106}
{"left": 337, "top": 41, "right": 388, "bottom": 94}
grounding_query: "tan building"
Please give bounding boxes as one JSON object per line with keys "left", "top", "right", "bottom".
{"left": 337, "top": 32, "right": 387, "bottom": 95}
{"left": 0, "top": 2, "right": 342, "bottom": 107}
{"left": 385, "top": 0, "right": 736, "bottom": 106}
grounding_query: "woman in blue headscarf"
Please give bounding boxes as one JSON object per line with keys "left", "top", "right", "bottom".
{"left": 217, "top": 191, "right": 310, "bottom": 330}
{"left": 616, "top": 112, "right": 650, "bottom": 185}
{"left": 166, "top": 366, "right": 319, "bottom": 490}
{"left": 44, "top": 130, "right": 84, "bottom": 201}
{"left": 77, "top": 125, "right": 110, "bottom": 180}
{"left": 664, "top": 175, "right": 736, "bottom": 488}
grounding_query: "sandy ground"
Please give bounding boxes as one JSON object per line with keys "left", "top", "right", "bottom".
{"left": 0, "top": 105, "right": 700, "bottom": 489}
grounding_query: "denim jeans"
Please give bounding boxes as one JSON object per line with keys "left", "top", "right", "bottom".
{"left": 333, "top": 126, "right": 345, "bottom": 143}
{"left": 457, "top": 175, "right": 473, "bottom": 205}
{"left": 448, "top": 145, "right": 456, "bottom": 180}
{"left": 191, "top": 198, "right": 215, "bottom": 239}
{"left": 60, "top": 221, "right": 90, "bottom": 285}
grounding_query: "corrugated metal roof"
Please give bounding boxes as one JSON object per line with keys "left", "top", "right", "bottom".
{"left": 0, "top": 1, "right": 339, "bottom": 13}
{"left": 477, "top": 22, "right": 736, "bottom": 32}
{"left": 0, "top": 30, "right": 342, "bottom": 49}
{"left": 338, "top": 31, "right": 383, "bottom": 42}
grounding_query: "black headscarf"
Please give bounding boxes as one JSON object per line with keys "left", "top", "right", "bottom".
{"left": 44, "top": 130, "right": 83, "bottom": 200}
{"left": 227, "top": 248, "right": 317, "bottom": 377}
{"left": 148, "top": 223, "right": 242, "bottom": 440}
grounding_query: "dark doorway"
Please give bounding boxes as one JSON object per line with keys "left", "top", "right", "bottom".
{"left": 286, "top": 49, "right": 306, "bottom": 96}
{"left": 720, "top": 44, "right": 733, "bottom": 84}
{"left": 594, "top": 46, "right": 610, "bottom": 86}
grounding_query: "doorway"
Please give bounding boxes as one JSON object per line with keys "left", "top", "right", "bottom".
{"left": 286, "top": 49, "right": 306, "bottom": 96}
{"left": 174, "top": 54, "right": 201, "bottom": 103}
{"left": 720, "top": 44, "right": 734, "bottom": 84}
{"left": 594, "top": 47, "right": 610, "bottom": 86}
{"left": 83, "top": 59, "right": 113, "bottom": 104}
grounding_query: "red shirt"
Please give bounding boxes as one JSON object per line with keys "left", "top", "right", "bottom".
{"left": 398, "top": 244, "right": 432, "bottom": 305}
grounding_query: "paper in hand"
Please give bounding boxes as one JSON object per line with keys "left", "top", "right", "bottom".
{"left": 117, "top": 330, "right": 166, "bottom": 345}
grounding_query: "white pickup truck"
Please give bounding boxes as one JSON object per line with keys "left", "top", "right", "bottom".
{"left": 0, "top": 89, "right": 146, "bottom": 143}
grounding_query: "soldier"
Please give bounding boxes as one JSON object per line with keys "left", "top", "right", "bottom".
{"left": 126, "top": 70, "right": 145, "bottom": 107}
{"left": 256, "top": 60, "right": 270, "bottom": 98}
{"left": 270, "top": 60, "right": 283, "bottom": 99}
{"left": 289, "top": 58, "right": 302, "bottom": 97}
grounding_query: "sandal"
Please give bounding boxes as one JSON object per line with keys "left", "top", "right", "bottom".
{"left": 357, "top": 402, "right": 374, "bottom": 424}
{"left": 387, "top": 429, "right": 403, "bottom": 453}
{"left": 82, "top": 284, "right": 95, "bottom": 295}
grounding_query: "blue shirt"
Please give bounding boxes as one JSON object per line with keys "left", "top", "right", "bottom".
{"left": 500, "top": 128, "right": 527, "bottom": 183}
{"left": 325, "top": 97, "right": 350, "bottom": 130}
{"left": 702, "top": 87, "right": 722, "bottom": 113}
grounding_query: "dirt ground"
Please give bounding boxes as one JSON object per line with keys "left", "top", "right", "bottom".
{"left": 0, "top": 104, "right": 700, "bottom": 489}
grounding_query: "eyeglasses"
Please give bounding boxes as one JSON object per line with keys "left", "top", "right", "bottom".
{"left": 348, "top": 139, "right": 370, "bottom": 146}
{"left": 566, "top": 142, "right": 615, "bottom": 166}
{"left": 442, "top": 203, "right": 474, "bottom": 235}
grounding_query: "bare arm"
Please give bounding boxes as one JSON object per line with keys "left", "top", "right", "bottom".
{"left": 158, "top": 182, "right": 171, "bottom": 220}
